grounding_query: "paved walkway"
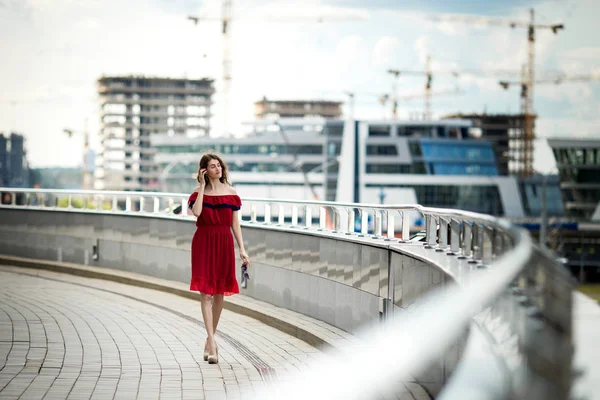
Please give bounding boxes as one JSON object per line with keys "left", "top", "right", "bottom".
{"left": 0, "top": 265, "right": 429, "bottom": 400}
{"left": 0, "top": 266, "right": 323, "bottom": 400}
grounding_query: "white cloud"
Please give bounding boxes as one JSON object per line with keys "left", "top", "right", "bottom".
{"left": 1, "top": 0, "right": 600, "bottom": 169}
{"left": 237, "top": 0, "right": 369, "bottom": 21}
{"left": 561, "top": 47, "right": 600, "bottom": 60}
{"left": 536, "top": 82, "right": 593, "bottom": 104}
{"left": 335, "top": 34, "right": 367, "bottom": 63}
{"left": 372, "top": 36, "right": 401, "bottom": 66}
{"left": 435, "top": 21, "right": 467, "bottom": 37}
{"left": 413, "top": 35, "right": 429, "bottom": 65}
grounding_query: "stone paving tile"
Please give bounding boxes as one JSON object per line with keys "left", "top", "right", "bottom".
{"left": 0, "top": 265, "right": 424, "bottom": 400}
{"left": 0, "top": 267, "right": 315, "bottom": 399}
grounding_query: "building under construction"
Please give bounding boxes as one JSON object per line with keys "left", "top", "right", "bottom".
{"left": 96, "top": 76, "right": 215, "bottom": 191}
{"left": 254, "top": 97, "right": 343, "bottom": 120}
{"left": 445, "top": 113, "right": 536, "bottom": 177}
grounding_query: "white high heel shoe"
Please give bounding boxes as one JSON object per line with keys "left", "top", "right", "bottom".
{"left": 207, "top": 340, "right": 218, "bottom": 364}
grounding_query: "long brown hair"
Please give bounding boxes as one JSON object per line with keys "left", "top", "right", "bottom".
{"left": 197, "top": 152, "right": 231, "bottom": 185}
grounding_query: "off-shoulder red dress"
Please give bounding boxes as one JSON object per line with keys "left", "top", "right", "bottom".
{"left": 187, "top": 192, "right": 241, "bottom": 296}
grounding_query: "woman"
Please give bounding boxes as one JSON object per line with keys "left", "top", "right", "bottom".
{"left": 187, "top": 153, "right": 250, "bottom": 364}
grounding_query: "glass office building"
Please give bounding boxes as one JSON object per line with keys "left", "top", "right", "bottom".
{"left": 549, "top": 139, "right": 600, "bottom": 220}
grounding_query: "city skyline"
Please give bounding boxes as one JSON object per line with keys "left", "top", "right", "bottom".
{"left": 0, "top": 0, "right": 598, "bottom": 172}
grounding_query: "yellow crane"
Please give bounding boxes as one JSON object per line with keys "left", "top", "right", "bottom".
{"left": 387, "top": 56, "right": 522, "bottom": 119}
{"left": 377, "top": 87, "right": 464, "bottom": 120}
{"left": 188, "top": 1, "right": 365, "bottom": 136}
{"left": 426, "top": 8, "right": 564, "bottom": 176}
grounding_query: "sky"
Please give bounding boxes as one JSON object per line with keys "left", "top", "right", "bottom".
{"left": 0, "top": 0, "right": 598, "bottom": 173}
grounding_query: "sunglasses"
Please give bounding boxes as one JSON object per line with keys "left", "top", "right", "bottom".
{"left": 241, "top": 263, "right": 250, "bottom": 280}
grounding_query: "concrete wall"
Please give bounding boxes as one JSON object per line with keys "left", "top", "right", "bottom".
{"left": 0, "top": 208, "right": 462, "bottom": 395}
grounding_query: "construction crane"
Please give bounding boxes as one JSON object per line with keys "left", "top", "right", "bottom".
{"left": 388, "top": 56, "right": 464, "bottom": 119}
{"left": 500, "top": 69, "right": 600, "bottom": 91}
{"left": 188, "top": 1, "right": 364, "bottom": 137}
{"left": 426, "top": 9, "right": 564, "bottom": 176}
{"left": 387, "top": 56, "right": 523, "bottom": 119}
{"left": 377, "top": 87, "right": 464, "bottom": 120}
{"left": 497, "top": 68, "right": 600, "bottom": 177}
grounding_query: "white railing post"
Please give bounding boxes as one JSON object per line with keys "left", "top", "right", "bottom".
{"left": 449, "top": 218, "right": 460, "bottom": 255}
{"left": 386, "top": 211, "right": 395, "bottom": 241}
{"left": 153, "top": 197, "right": 159, "bottom": 214}
{"left": 331, "top": 207, "right": 338, "bottom": 233}
{"left": 304, "top": 206, "right": 311, "bottom": 228}
{"left": 251, "top": 204, "right": 257, "bottom": 223}
{"left": 400, "top": 211, "right": 410, "bottom": 242}
{"left": 264, "top": 203, "right": 271, "bottom": 225}
{"left": 278, "top": 204, "right": 284, "bottom": 226}
{"left": 361, "top": 208, "right": 368, "bottom": 236}
{"left": 319, "top": 207, "right": 326, "bottom": 230}
{"left": 291, "top": 205, "right": 298, "bottom": 227}
{"left": 181, "top": 198, "right": 188, "bottom": 216}
{"left": 373, "top": 209, "right": 382, "bottom": 237}
{"left": 438, "top": 217, "right": 449, "bottom": 252}
{"left": 347, "top": 208, "right": 355, "bottom": 235}
{"left": 460, "top": 221, "right": 473, "bottom": 260}
{"left": 337, "top": 207, "right": 350, "bottom": 235}
{"left": 139, "top": 196, "right": 145, "bottom": 213}
{"left": 425, "top": 214, "right": 437, "bottom": 249}
{"left": 473, "top": 223, "right": 484, "bottom": 262}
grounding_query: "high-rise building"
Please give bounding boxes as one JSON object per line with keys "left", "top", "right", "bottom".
{"left": 254, "top": 97, "right": 342, "bottom": 120}
{"left": 0, "top": 132, "right": 29, "bottom": 188}
{"left": 444, "top": 113, "right": 536, "bottom": 177}
{"left": 96, "top": 76, "right": 215, "bottom": 191}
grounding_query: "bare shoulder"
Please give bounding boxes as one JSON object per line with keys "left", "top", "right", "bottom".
{"left": 227, "top": 185, "right": 238, "bottom": 195}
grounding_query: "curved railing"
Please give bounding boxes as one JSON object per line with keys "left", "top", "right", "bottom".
{"left": 0, "top": 188, "right": 514, "bottom": 264}
{"left": 0, "top": 187, "right": 576, "bottom": 399}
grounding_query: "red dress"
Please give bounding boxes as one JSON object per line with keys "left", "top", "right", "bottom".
{"left": 187, "top": 192, "right": 241, "bottom": 296}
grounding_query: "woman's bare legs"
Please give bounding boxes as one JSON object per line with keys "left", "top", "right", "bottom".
{"left": 212, "top": 294, "right": 224, "bottom": 333}
{"left": 200, "top": 293, "right": 216, "bottom": 356}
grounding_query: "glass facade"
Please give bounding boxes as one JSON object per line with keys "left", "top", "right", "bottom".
{"left": 366, "top": 164, "right": 412, "bottom": 174}
{"left": 366, "top": 145, "right": 398, "bottom": 156}
{"left": 551, "top": 143, "right": 600, "bottom": 220}
{"left": 431, "top": 163, "right": 497, "bottom": 176}
{"left": 421, "top": 142, "right": 495, "bottom": 161}
{"left": 554, "top": 147, "right": 600, "bottom": 166}
{"left": 369, "top": 184, "right": 504, "bottom": 215}
{"left": 416, "top": 140, "right": 498, "bottom": 176}
{"left": 156, "top": 143, "right": 323, "bottom": 156}
{"left": 408, "top": 141, "right": 422, "bottom": 157}
{"left": 519, "top": 177, "right": 565, "bottom": 217}
{"left": 160, "top": 161, "right": 322, "bottom": 174}
{"left": 368, "top": 125, "right": 390, "bottom": 137}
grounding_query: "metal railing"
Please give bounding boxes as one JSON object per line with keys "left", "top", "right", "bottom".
{"left": 0, "top": 187, "right": 576, "bottom": 399}
{"left": 0, "top": 188, "right": 514, "bottom": 265}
